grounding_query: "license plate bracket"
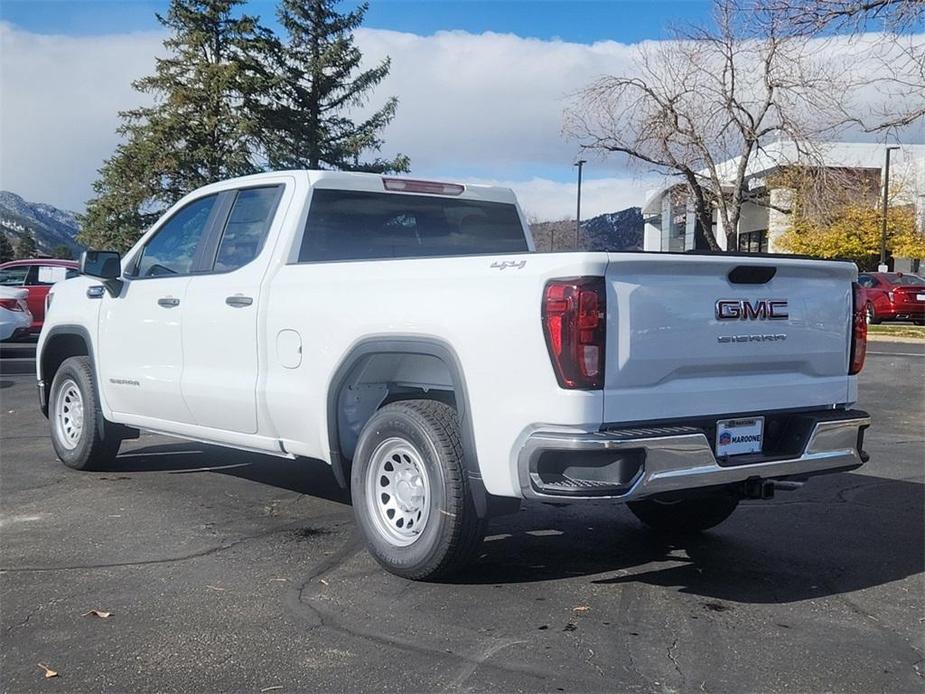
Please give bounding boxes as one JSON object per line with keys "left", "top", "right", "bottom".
{"left": 716, "top": 417, "right": 764, "bottom": 457}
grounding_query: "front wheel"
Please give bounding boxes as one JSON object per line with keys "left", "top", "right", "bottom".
{"left": 866, "top": 303, "right": 881, "bottom": 325}
{"left": 350, "top": 399, "right": 485, "bottom": 580}
{"left": 627, "top": 489, "right": 739, "bottom": 534}
{"left": 49, "top": 356, "right": 121, "bottom": 470}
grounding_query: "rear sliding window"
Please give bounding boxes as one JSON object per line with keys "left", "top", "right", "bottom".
{"left": 298, "top": 189, "right": 528, "bottom": 262}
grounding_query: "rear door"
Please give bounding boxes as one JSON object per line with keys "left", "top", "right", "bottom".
{"left": 602, "top": 254, "right": 855, "bottom": 424}
{"left": 180, "top": 183, "right": 287, "bottom": 434}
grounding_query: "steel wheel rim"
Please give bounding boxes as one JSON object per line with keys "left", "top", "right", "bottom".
{"left": 366, "top": 437, "right": 431, "bottom": 547}
{"left": 54, "top": 378, "right": 84, "bottom": 450}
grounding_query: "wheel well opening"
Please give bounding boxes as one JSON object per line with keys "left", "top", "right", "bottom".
{"left": 335, "top": 352, "right": 456, "bottom": 462}
{"left": 41, "top": 333, "right": 89, "bottom": 407}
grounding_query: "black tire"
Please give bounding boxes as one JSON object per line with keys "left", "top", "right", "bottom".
{"left": 627, "top": 489, "right": 739, "bottom": 534}
{"left": 915, "top": 320, "right": 924, "bottom": 326}
{"left": 866, "top": 303, "right": 881, "bottom": 325}
{"left": 48, "top": 356, "right": 121, "bottom": 470}
{"left": 350, "top": 399, "right": 485, "bottom": 580}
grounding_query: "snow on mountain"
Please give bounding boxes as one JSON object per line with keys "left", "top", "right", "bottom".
{"left": 530, "top": 207, "right": 643, "bottom": 252}
{"left": 0, "top": 191, "right": 82, "bottom": 256}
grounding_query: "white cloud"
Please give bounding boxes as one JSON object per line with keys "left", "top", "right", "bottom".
{"left": 0, "top": 21, "right": 921, "bottom": 221}
{"left": 353, "top": 29, "right": 641, "bottom": 177}
{"left": 0, "top": 22, "right": 166, "bottom": 212}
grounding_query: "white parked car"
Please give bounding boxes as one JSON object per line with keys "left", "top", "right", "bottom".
{"left": 0, "top": 286, "right": 32, "bottom": 341}
{"left": 36, "top": 171, "right": 871, "bottom": 579}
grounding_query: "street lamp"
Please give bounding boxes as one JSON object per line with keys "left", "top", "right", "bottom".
{"left": 879, "top": 145, "right": 900, "bottom": 272}
{"left": 575, "top": 159, "right": 587, "bottom": 250}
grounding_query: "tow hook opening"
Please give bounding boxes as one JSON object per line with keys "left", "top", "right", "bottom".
{"left": 740, "top": 478, "right": 805, "bottom": 500}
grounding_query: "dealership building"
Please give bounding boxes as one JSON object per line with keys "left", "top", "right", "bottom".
{"left": 641, "top": 141, "right": 925, "bottom": 256}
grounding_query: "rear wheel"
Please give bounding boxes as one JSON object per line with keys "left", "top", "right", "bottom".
{"left": 866, "top": 303, "right": 881, "bottom": 325}
{"left": 351, "top": 399, "right": 485, "bottom": 580}
{"left": 627, "top": 489, "right": 739, "bottom": 533}
{"left": 49, "top": 356, "right": 121, "bottom": 470}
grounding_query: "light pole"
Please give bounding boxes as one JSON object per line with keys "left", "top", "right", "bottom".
{"left": 880, "top": 145, "right": 900, "bottom": 272}
{"left": 575, "top": 159, "right": 587, "bottom": 250}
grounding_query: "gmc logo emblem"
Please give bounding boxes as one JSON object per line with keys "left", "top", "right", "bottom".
{"left": 715, "top": 299, "right": 789, "bottom": 321}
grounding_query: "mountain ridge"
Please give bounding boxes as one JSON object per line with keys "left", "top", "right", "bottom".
{"left": 530, "top": 207, "right": 643, "bottom": 252}
{"left": 0, "top": 191, "right": 82, "bottom": 256}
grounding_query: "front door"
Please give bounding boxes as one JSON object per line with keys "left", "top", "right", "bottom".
{"left": 98, "top": 193, "right": 220, "bottom": 424}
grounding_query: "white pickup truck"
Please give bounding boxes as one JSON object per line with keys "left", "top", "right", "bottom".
{"left": 37, "top": 171, "right": 871, "bottom": 579}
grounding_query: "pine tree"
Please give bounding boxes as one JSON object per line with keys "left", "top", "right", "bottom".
{"left": 15, "top": 234, "right": 37, "bottom": 259}
{"left": 54, "top": 245, "right": 74, "bottom": 260}
{"left": 0, "top": 233, "right": 14, "bottom": 263}
{"left": 260, "top": 0, "right": 409, "bottom": 173}
{"left": 80, "top": 0, "right": 274, "bottom": 251}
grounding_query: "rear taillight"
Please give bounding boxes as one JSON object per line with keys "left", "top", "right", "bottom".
{"left": 850, "top": 282, "right": 867, "bottom": 375}
{"left": 542, "top": 277, "right": 606, "bottom": 389}
{"left": 0, "top": 298, "right": 23, "bottom": 312}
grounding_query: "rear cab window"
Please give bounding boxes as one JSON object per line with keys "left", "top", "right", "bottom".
{"left": 298, "top": 189, "right": 528, "bottom": 262}
{"left": 884, "top": 274, "right": 925, "bottom": 286}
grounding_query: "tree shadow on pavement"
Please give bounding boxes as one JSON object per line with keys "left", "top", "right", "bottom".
{"left": 109, "top": 443, "right": 922, "bottom": 605}
{"left": 452, "top": 472, "right": 923, "bottom": 605}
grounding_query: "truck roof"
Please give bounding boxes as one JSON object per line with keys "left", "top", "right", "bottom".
{"left": 200, "top": 170, "right": 519, "bottom": 206}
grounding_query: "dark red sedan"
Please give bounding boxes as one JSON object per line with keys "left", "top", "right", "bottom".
{"left": 0, "top": 258, "right": 79, "bottom": 335}
{"left": 857, "top": 272, "right": 925, "bottom": 325}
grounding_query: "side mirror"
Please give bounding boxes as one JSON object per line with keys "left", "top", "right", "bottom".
{"left": 80, "top": 250, "right": 122, "bottom": 280}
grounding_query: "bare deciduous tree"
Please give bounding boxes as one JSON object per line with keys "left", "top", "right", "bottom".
{"left": 566, "top": 0, "right": 846, "bottom": 251}
{"left": 765, "top": 0, "right": 925, "bottom": 133}
{"left": 767, "top": 0, "right": 924, "bottom": 34}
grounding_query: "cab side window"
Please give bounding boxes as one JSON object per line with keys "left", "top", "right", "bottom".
{"left": 213, "top": 187, "right": 281, "bottom": 272}
{"left": 133, "top": 195, "right": 218, "bottom": 278}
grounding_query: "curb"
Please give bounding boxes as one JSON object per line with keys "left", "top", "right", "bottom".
{"left": 867, "top": 335, "right": 925, "bottom": 344}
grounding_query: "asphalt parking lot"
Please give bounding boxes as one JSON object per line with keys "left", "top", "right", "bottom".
{"left": 1, "top": 340, "right": 923, "bottom": 693}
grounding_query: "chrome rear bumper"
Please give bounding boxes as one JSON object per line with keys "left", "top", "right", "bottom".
{"left": 518, "top": 413, "right": 870, "bottom": 501}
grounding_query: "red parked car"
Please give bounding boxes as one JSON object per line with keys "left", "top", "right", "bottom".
{"left": 0, "top": 258, "right": 79, "bottom": 335}
{"left": 857, "top": 272, "right": 925, "bottom": 325}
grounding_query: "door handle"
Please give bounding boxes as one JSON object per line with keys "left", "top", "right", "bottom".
{"left": 157, "top": 297, "right": 180, "bottom": 308}
{"left": 225, "top": 295, "right": 253, "bottom": 308}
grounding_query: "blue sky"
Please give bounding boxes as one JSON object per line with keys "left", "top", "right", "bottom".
{"left": 1, "top": 0, "right": 712, "bottom": 43}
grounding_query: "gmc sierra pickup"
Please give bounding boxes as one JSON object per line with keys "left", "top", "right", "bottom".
{"left": 37, "top": 170, "right": 871, "bottom": 579}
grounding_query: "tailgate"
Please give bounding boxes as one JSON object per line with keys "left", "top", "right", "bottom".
{"left": 603, "top": 254, "right": 855, "bottom": 424}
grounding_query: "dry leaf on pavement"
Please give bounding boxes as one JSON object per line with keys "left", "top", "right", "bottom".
{"left": 82, "top": 610, "right": 112, "bottom": 619}
{"left": 37, "top": 663, "right": 58, "bottom": 678}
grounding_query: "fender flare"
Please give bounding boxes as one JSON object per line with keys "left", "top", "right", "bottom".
{"left": 38, "top": 324, "right": 100, "bottom": 422}
{"left": 326, "top": 336, "right": 510, "bottom": 518}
